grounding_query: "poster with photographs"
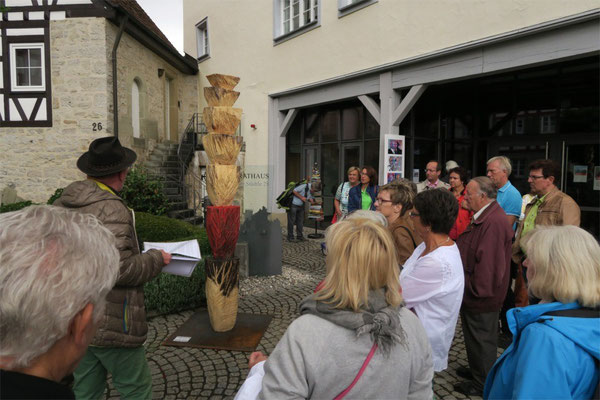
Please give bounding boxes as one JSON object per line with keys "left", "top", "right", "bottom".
{"left": 384, "top": 135, "right": 405, "bottom": 183}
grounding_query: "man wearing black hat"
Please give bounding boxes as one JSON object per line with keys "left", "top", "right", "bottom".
{"left": 54, "top": 136, "right": 172, "bottom": 399}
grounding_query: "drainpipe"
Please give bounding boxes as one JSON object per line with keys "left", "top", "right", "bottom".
{"left": 112, "top": 16, "right": 128, "bottom": 138}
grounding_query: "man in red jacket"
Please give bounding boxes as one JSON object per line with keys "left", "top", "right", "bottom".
{"left": 454, "top": 177, "right": 513, "bottom": 396}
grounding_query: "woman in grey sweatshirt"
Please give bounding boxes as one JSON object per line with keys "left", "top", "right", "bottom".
{"left": 239, "top": 217, "right": 434, "bottom": 400}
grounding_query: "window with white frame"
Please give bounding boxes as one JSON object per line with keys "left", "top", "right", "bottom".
{"left": 10, "top": 43, "right": 45, "bottom": 91}
{"left": 275, "top": 0, "right": 319, "bottom": 40}
{"left": 338, "top": 0, "right": 377, "bottom": 17}
{"left": 196, "top": 18, "right": 209, "bottom": 60}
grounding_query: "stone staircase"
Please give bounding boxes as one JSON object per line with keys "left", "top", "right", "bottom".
{"left": 145, "top": 141, "right": 203, "bottom": 225}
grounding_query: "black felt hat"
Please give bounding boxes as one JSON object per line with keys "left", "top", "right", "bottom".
{"left": 77, "top": 137, "right": 137, "bottom": 177}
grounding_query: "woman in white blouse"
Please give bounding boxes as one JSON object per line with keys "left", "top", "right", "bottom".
{"left": 400, "top": 188, "right": 465, "bottom": 372}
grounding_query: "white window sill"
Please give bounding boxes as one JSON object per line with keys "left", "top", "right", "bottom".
{"left": 274, "top": 20, "right": 320, "bottom": 46}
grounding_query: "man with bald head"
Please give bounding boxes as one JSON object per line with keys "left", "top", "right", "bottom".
{"left": 454, "top": 177, "right": 513, "bottom": 396}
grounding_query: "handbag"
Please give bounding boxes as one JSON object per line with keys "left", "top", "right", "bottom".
{"left": 333, "top": 343, "right": 378, "bottom": 400}
{"left": 332, "top": 182, "right": 348, "bottom": 224}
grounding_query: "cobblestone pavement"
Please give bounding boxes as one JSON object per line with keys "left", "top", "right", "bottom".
{"left": 105, "top": 234, "right": 503, "bottom": 400}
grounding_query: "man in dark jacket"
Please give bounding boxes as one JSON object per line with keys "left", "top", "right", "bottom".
{"left": 54, "top": 137, "right": 172, "bottom": 399}
{"left": 454, "top": 176, "right": 513, "bottom": 396}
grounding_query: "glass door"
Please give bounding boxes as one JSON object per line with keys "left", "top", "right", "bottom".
{"left": 341, "top": 143, "right": 362, "bottom": 180}
{"left": 563, "top": 141, "right": 600, "bottom": 238}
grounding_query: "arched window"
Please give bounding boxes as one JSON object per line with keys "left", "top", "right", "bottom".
{"left": 132, "top": 79, "right": 141, "bottom": 138}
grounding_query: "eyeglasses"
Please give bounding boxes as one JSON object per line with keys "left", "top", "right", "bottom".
{"left": 528, "top": 175, "right": 545, "bottom": 180}
{"left": 409, "top": 211, "right": 420, "bottom": 218}
{"left": 375, "top": 198, "right": 392, "bottom": 204}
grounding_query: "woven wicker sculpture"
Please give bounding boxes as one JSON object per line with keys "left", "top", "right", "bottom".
{"left": 203, "top": 74, "right": 243, "bottom": 332}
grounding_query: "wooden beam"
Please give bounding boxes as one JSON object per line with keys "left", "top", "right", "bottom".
{"left": 278, "top": 108, "right": 298, "bottom": 137}
{"left": 391, "top": 84, "right": 427, "bottom": 126}
{"left": 358, "top": 95, "right": 380, "bottom": 124}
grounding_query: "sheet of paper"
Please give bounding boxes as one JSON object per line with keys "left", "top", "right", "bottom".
{"left": 143, "top": 240, "right": 201, "bottom": 278}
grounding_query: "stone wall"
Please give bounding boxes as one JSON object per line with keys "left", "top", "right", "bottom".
{"left": 0, "top": 17, "right": 198, "bottom": 204}
{"left": 108, "top": 22, "right": 198, "bottom": 161}
{"left": 0, "top": 17, "right": 111, "bottom": 203}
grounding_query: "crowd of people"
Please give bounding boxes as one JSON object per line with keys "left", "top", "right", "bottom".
{"left": 1, "top": 137, "right": 598, "bottom": 399}
{"left": 253, "top": 156, "right": 598, "bottom": 398}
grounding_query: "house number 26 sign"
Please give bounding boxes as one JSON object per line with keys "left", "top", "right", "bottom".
{"left": 92, "top": 122, "right": 103, "bottom": 131}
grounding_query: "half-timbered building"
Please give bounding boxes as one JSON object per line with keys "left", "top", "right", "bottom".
{"left": 0, "top": 0, "right": 198, "bottom": 202}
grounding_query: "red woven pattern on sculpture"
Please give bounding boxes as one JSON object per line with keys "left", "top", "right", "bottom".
{"left": 206, "top": 206, "right": 240, "bottom": 258}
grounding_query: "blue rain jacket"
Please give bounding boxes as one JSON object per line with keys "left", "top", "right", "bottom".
{"left": 484, "top": 302, "right": 600, "bottom": 400}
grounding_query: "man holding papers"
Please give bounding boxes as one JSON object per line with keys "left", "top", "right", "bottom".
{"left": 54, "top": 137, "right": 172, "bottom": 399}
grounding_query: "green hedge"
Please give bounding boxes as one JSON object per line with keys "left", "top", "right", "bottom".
{"left": 0, "top": 196, "right": 207, "bottom": 315}
{"left": 122, "top": 167, "right": 170, "bottom": 216}
{"left": 135, "top": 212, "right": 210, "bottom": 315}
{"left": 0, "top": 201, "right": 33, "bottom": 214}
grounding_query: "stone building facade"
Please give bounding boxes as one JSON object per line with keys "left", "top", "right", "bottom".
{"left": 1, "top": 0, "right": 198, "bottom": 203}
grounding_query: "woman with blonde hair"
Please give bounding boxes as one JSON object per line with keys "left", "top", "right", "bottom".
{"left": 485, "top": 225, "right": 600, "bottom": 399}
{"left": 333, "top": 166, "right": 361, "bottom": 221}
{"left": 236, "top": 218, "right": 433, "bottom": 399}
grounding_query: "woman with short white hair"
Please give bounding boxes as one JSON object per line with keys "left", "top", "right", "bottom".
{"left": 485, "top": 225, "right": 600, "bottom": 399}
{"left": 236, "top": 218, "right": 433, "bottom": 399}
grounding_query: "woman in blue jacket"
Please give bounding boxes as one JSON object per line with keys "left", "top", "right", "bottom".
{"left": 484, "top": 225, "right": 600, "bottom": 400}
{"left": 347, "top": 166, "right": 378, "bottom": 213}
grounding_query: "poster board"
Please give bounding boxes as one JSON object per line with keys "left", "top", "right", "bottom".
{"left": 384, "top": 135, "right": 406, "bottom": 184}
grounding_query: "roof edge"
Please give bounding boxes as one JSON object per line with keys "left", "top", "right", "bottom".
{"left": 270, "top": 8, "right": 599, "bottom": 97}
{"left": 107, "top": 1, "right": 198, "bottom": 75}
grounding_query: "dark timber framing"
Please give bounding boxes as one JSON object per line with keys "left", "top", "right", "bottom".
{"left": 0, "top": 0, "right": 197, "bottom": 128}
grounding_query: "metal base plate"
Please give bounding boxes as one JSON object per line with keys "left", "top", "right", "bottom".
{"left": 162, "top": 309, "right": 272, "bottom": 352}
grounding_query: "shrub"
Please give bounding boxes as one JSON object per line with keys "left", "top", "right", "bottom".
{"left": 47, "top": 188, "right": 64, "bottom": 205}
{"left": 0, "top": 201, "right": 33, "bottom": 214}
{"left": 136, "top": 212, "right": 210, "bottom": 315}
{"left": 122, "top": 167, "right": 170, "bottom": 216}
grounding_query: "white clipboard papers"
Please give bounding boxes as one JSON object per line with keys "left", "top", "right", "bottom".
{"left": 143, "top": 239, "right": 202, "bottom": 278}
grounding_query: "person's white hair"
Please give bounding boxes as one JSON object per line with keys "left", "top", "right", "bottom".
{"left": 524, "top": 225, "right": 600, "bottom": 307}
{"left": 346, "top": 210, "right": 388, "bottom": 227}
{"left": 0, "top": 205, "right": 120, "bottom": 368}
{"left": 487, "top": 156, "right": 512, "bottom": 176}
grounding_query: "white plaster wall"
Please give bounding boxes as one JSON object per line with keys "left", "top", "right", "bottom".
{"left": 182, "top": 0, "right": 598, "bottom": 212}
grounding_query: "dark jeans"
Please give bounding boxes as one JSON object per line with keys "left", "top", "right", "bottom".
{"left": 461, "top": 309, "right": 499, "bottom": 390}
{"left": 287, "top": 204, "right": 305, "bottom": 239}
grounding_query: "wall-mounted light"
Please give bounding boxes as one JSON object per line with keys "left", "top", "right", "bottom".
{"left": 158, "top": 68, "right": 165, "bottom": 78}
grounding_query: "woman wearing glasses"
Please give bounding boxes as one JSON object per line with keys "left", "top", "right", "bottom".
{"left": 400, "top": 188, "right": 464, "bottom": 372}
{"left": 374, "top": 180, "right": 423, "bottom": 266}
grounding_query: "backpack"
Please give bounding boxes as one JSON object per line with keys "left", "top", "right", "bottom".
{"left": 276, "top": 180, "right": 307, "bottom": 210}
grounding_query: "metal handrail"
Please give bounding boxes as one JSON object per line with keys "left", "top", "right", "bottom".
{"left": 177, "top": 113, "right": 206, "bottom": 224}
{"left": 176, "top": 112, "right": 243, "bottom": 224}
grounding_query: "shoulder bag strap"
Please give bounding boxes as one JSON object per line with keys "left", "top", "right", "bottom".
{"left": 542, "top": 308, "right": 600, "bottom": 318}
{"left": 334, "top": 343, "right": 378, "bottom": 400}
{"left": 397, "top": 225, "right": 417, "bottom": 248}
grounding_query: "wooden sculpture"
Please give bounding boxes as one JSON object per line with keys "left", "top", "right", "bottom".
{"left": 202, "top": 73, "right": 243, "bottom": 332}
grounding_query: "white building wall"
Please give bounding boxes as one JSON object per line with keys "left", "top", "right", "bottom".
{"left": 182, "top": 0, "right": 599, "bottom": 212}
